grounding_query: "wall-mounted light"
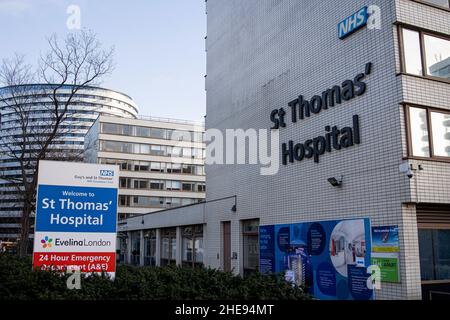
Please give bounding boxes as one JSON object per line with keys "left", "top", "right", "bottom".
{"left": 328, "top": 176, "right": 343, "bottom": 187}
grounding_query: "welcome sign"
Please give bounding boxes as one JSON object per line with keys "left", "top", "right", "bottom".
{"left": 33, "top": 161, "right": 119, "bottom": 277}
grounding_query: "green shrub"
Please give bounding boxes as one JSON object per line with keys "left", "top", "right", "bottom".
{"left": 0, "top": 254, "right": 311, "bottom": 300}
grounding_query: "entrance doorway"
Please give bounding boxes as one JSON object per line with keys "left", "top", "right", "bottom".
{"left": 223, "top": 222, "right": 231, "bottom": 272}
{"left": 417, "top": 204, "right": 450, "bottom": 300}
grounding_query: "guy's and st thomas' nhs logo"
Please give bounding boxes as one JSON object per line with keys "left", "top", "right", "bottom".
{"left": 100, "top": 170, "right": 114, "bottom": 177}
{"left": 41, "top": 236, "right": 53, "bottom": 249}
{"left": 338, "top": 6, "right": 368, "bottom": 40}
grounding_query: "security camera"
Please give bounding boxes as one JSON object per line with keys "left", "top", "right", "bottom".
{"left": 399, "top": 162, "right": 414, "bottom": 179}
{"left": 406, "top": 169, "right": 413, "bottom": 179}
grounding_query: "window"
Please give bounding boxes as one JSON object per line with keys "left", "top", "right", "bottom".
{"left": 143, "top": 230, "right": 156, "bottom": 266}
{"left": 167, "top": 163, "right": 182, "bottom": 174}
{"left": 430, "top": 112, "right": 450, "bottom": 156}
{"left": 408, "top": 107, "right": 430, "bottom": 157}
{"left": 102, "top": 123, "right": 121, "bottom": 134}
{"left": 167, "top": 181, "right": 181, "bottom": 191}
{"left": 140, "top": 144, "right": 150, "bottom": 154}
{"left": 182, "top": 183, "right": 193, "bottom": 191}
{"left": 137, "top": 161, "right": 150, "bottom": 172}
{"left": 400, "top": 27, "right": 450, "bottom": 81}
{"left": 150, "top": 162, "right": 162, "bottom": 172}
{"left": 242, "top": 219, "right": 259, "bottom": 276}
{"left": 151, "top": 128, "right": 166, "bottom": 139}
{"left": 161, "top": 228, "right": 177, "bottom": 266}
{"left": 150, "top": 180, "right": 164, "bottom": 190}
{"left": 419, "top": 229, "right": 450, "bottom": 281}
{"left": 136, "top": 126, "right": 151, "bottom": 137}
{"left": 151, "top": 145, "right": 165, "bottom": 156}
{"left": 182, "top": 225, "right": 204, "bottom": 268}
{"left": 406, "top": 106, "right": 450, "bottom": 159}
{"left": 130, "top": 231, "right": 141, "bottom": 266}
{"left": 182, "top": 164, "right": 194, "bottom": 174}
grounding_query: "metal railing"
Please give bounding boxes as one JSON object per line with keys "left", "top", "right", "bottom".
{"left": 138, "top": 115, "right": 205, "bottom": 127}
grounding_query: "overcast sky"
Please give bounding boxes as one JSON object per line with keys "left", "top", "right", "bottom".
{"left": 0, "top": 0, "right": 206, "bottom": 121}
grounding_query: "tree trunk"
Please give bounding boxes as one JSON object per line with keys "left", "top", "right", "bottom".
{"left": 18, "top": 199, "right": 32, "bottom": 257}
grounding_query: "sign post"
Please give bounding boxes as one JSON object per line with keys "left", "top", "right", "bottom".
{"left": 33, "top": 161, "right": 119, "bottom": 278}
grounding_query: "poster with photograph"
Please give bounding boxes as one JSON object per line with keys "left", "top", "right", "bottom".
{"left": 371, "top": 226, "right": 400, "bottom": 283}
{"left": 259, "top": 218, "right": 373, "bottom": 300}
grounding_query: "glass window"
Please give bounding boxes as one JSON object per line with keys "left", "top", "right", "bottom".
{"left": 182, "top": 183, "right": 193, "bottom": 191}
{"left": 401, "top": 27, "right": 450, "bottom": 80}
{"left": 183, "top": 148, "right": 192, "bottom": 158}
{"left": 136, "top": 126, "right": 151, "bottom": 137}
{"left": 171, "top": 147, "right": 182, "bottom": 157}
{"left": 242, "top": 220, "right": 259, "bottom": 275}
{"left": 161, "top": 228, "right": 176, "bottom": 266}
{"left": 409, "top": 107, "right": 430, "bottom": 157}
{"left": 130, "top": 231, "right": 141, "bottom": 266}
{"left": 182, "top": 164, "right": 194, "bottom": 174}
{"left": 182, "top": 225, "right": 204, "bottom": 267}
{"left": 138, "top": 161, "right": 150, "bottom": 172}
{"left": 123, "top": 125, "right": 133, "bottom": 136}
{"left": 143, "top": 230, "right": 156, "bottom": 266}
{"left": 167, "top": 181, "right": 181, "bottom": 191}
{"left": 193, "top": 132, "right": 203, "bottom": 143}
{"left": 424, "top": 35, "right": 450, "bottom": 79}
{"left": 168, "top": 163, "right": 182, "bottom": 174}
{"left": 430, "top": 111, "right": 450, "bottom": 157}
{"left": 151, "top": 145, "right": 165, "bottom": 156}
{"left": 150, "top": 180, "right": 164, "bottom": 190}
{"left": 140, "top": 144, "right": 150, "bottom": 154}
{"left": 150, "top": 162, "right": 161, "bottom": 172}
{"left": 181, "top": 198, "right": 193, "bottom": 206}
{"left": 102, "top": 123, "right": 120, "bottom": 134}
{"left": 151, "top": 128, "right": 166, "bottom": 139}
{"left": 402, "top": 29, "right": 423, "bottom": 76}
{"left": 419, "top": 229, "right": 450, "bottom": 281}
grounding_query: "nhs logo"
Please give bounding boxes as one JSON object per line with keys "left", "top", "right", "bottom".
{"left": 100, "top": 170, "right": 114, "bottom": 177}
{"left": 338, "top": 7, "right": 369, "bottom": 40}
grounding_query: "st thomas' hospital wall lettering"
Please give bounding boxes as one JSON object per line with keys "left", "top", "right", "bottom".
{"left": 270, "top": 62, "right": 372, "bottom": 166}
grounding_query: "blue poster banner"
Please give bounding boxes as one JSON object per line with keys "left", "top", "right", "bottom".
{"left": 35, "top": 184, "right": 118, "bottom": 233}
{"left": 259, "top": 218, "right": 373, "bottom": 300}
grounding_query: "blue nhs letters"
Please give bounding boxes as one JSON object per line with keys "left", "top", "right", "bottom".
{"left": 338, "top": 7, "right": 368, "bottom": 40}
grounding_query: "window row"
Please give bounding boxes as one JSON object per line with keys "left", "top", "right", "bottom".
{"left": 119, "top": 195, "right": 203, "bottom": 209}
{"left": 407, "top": 106, "right": 450, "bottom": 159}
{"left": 400, "top": 27, "right": 450, "bottom": 81}
{"left": 119, "top": 178, "right": 205, "bottom": 192}
{"left": 101, "top": 122, "right": 204, "bottom": 143}
{"left": 100, "top": 141, "right": 205, "bottom": 159}
{"left": 122, "top": 225, "right": 204, "bottom": 268}
{"left": 99, "top": 158, "right": 205, "bottom": 176}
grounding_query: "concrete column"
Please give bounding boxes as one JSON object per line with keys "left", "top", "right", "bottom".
{"left": 139, "top": 230, "right": 144, "bottom": 266}
{"left": 126, "top": 231, "right": 132, "bottom": 265}
{"left": 201, "top": 223, "right": 207, "bottom": 267}
{"left": 176, "top": 226, "right": 182, "bottom": 266}
{"left": 155, "top": 229, "right": 161, "bottom": 267}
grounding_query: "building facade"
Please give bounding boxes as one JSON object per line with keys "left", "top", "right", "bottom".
{"left": 120, "top": 0, "right": 450, "bottom": 300}
{"left": 84, "top": 115, "right": 206, "bottom": 223}
{"left": 0, "top": 84, "right": 138, "bottom": 243}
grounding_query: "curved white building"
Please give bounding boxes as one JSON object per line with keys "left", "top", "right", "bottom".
{"left": 0, "top": 84, "right": 139, "bottom": 243}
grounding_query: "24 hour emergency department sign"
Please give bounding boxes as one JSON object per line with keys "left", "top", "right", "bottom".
{"left": 33, "top": 161, "right": 119, "bottom": 277}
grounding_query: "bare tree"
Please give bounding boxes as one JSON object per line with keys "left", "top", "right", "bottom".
{"left": 0, "top": 30, "right": 114, "bottom": 256}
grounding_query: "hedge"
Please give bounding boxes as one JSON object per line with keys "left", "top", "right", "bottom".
{"left": 0, "top": 254, "right": 311, "bottom": 300}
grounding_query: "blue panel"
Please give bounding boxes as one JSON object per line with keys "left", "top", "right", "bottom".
{"left": 338, "top": 7, "right": 368, "bottom": 39}
{"left": 35, "top": 184, "right": 117, "bottom": 233}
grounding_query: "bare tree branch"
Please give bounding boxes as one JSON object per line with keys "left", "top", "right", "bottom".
{"left": 0, "top": 30, "right": 114, "bottom": 256}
